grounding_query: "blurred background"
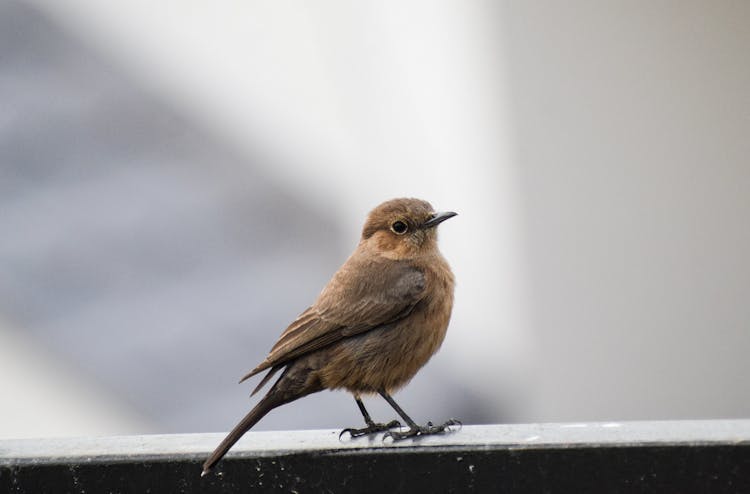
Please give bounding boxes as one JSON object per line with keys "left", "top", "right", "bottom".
{"left": 1, "top": 0, "right": 748, "bottom": 439}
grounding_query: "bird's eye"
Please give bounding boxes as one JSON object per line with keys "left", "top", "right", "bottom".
{"left": 390, "top": 220, "right": 408, "bottom": 235}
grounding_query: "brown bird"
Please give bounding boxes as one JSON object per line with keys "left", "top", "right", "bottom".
{"left": 202, "top": 197, "right": 458, "bottom": 476}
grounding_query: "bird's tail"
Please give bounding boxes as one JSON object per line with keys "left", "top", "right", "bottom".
{"left": 201, "top": 392, "right": 280, "bottom": 476}
{"left": 202, "top": 363, "right": 324, "bottom": 476}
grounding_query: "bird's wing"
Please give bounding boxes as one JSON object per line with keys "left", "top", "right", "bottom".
{"left": 240, "top": 258, "right": 425, "bottom": 386}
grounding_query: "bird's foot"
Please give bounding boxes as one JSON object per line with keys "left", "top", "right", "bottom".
{"left": 383, "top": 418, "right": 462, "bottom": 441}
{"left": 339, "top": 420, "right": 401, "bottom": 439}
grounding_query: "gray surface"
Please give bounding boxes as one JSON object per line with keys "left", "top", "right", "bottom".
{"left": 2, "top": 419, "right": 750, "bottom": 465}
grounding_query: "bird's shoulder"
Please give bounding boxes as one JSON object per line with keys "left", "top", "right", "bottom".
{"left": 316, "top": 252, "right": 426, "bottom": 321}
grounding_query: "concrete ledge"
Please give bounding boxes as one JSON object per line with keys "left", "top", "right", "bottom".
{"left": 2, "top": 420, "right": 750, "bottom": 493}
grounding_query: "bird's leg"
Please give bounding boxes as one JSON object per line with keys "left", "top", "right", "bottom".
{"left": 379, "top": 390, "right": 461, "bottom": 440}
{"left": 339, "top": 395, "right": 401, "bottom": 439}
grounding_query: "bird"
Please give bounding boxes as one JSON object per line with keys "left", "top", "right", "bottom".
{"left": 202, "top": 197, "right": 458, "bottom": 476}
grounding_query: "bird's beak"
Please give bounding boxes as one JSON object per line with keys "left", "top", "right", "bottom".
{"left": 422, "top": 211, "right": 458, "bottom": 229}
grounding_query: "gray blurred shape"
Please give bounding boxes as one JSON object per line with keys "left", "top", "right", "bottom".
{"left": 502, "top": 1, "right": 750, "bottom": 421}
{"left": 0, "top": 1, "right": 492, "bottom": 435}
{"left": 0, "top": 1, "right": 345, "bottom": 432}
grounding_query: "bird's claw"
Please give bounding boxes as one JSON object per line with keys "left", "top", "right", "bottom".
{"left": 446, "top": 418, "right": 462, "bottom": 432}
{"left": 339, "top": 420, "right": 402, "bottom": 440}
{"left": 383, "top": 418, "right": 462, "bottom": 441}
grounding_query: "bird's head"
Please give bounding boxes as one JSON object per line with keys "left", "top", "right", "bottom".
{"left": 360, "top": 198, "right": 457, "bottom": 259}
